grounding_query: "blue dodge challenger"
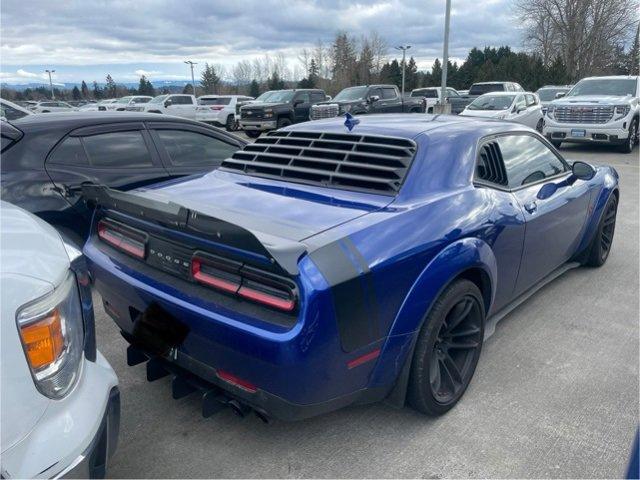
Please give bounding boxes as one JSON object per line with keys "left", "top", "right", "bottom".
{"left": 83, "top": 114, "right": 619, "bottom": 420}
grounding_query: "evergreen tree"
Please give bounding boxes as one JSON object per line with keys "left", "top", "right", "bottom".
{"left": 80, "top": 80, "right": 90, "bottom": 99}
{"left": 105, "top": 74, "right": 117, "bottom": 98}
{"left": 92, "top": 81, "right": 103, "bottom": 100}
{"left": 137, "top": 75, "right": 155, "bottom": 96}
{"left": 249, "top": 79, "right": 260, "bottom": 97}
{"left": 72, "top": 86, "right": 81, "bottom": 100}
{"left": 405, "top": 57, "right": 418, "bottom": 91}
{"left": 268, "top": 71, "right": 285, "bottom": 90}
{"left": 200, "top": 63, "right": 221, "bottom": 94}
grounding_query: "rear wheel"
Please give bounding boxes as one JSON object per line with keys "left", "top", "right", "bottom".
{"left": 536, "top": 118, "right": 543, "bottom": 133}
{"left": 407, "top": 279, "right": 484, "bottom": 416}
{"left": 225, "top": 115, "right": 235, "bottom": 131}
{"left": 585, "top": 194, "right": 618, "bottom": 267}
{"left": 618, "top": 117, "right": 638, "bottom": 154}
{"left": 245, "top": 130, "right": 261, "bottom": 139}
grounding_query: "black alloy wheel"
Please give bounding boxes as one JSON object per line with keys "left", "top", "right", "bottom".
{"left": 620, "top": 118, "right": 638, "bottom": 153}
{"left": 408, "top": 279, "right": 485, "bottom": 416}
{"left": 536, "top": 118, "right": 544, "bottom": 133}
{"left": 586, "top": 194, "right": 618, "bottom": 267}
{"left": 226, "top": 115, "right": 235, "bottom": 131}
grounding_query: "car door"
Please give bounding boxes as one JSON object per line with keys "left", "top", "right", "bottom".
{"left": 524, "top": 94, "right": 543, "bottom": 129}
{"left": 510, "top": 94, "right": 528, "bottom": 124}
{"left": 292, "top": 92, "right": 311, "bottom": 122}
{"left": 148, "top": 121, "right": 244, "bottom": 177}
{"left": 45, "top": 123, "right": 171, "bottom": 232}
{"left": 381, "top": 87, "right": 402, "bottom": 112}
{"left": 491, "top": 133, "right": 592, "bottom": 294}
{"left": 367, "top": 88, "right": 385, "bottom": 113}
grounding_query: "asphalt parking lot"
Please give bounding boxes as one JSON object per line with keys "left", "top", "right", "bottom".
{"left": 94, "top": 142, "right": 639, "bottom": 478}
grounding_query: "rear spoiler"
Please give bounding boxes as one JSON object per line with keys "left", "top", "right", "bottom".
{"left": 82, "top": 184, "right": 306, "bottom": 275}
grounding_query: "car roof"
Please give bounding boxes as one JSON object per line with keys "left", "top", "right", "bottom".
{"left": 10, "top": 111, "right": 208, "bottom": 130}
{"left": 472, "top": 81, "right": 515, "bottom": 85}
{"left": 289, "top": 113, "right": 530, "bottom": 141}
{"left": 475, "top": 91, "right": 522, "bottom": 96}
{"left": 580, "top": 75, "right": 639, "bottom": 80}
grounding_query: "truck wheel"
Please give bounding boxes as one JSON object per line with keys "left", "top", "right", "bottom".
{"left": 225, "top": 115, "right": 235, "bottom": 131}
{"left": 585, "top": 193, "right": 618, "bottom": 267}
{"left": 277, "top": 118, "right": 292, "bottom": 129}
{"left": 407, "top": 279, "right": 484, "bottom": 416}
{"left": 619, "top": 117, "right": 638, "bottom": 154}
{"left": 245, "top": 131, "right": 261, "bottom": 139}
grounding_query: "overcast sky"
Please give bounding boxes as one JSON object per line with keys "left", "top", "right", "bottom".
{"left": 0, "top": 0, "right": 522, "bottom": 84}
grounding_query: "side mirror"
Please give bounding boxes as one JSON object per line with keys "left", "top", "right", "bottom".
{"left": 293, "top": 99, "right": 303, "bottom": 107}
{"left": 555, "top": 92, "right": 566, "bottom": 99}
{"left": 369, "top": 95, "right": 380, "bottom": 103}
{"left": 571, "top": 161, "right": 595, "bottom": 181}
{"left": 164, "top": 100, "right": 172, "bottom": 107}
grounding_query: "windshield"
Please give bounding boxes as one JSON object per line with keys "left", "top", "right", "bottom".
{"left": 199, "top": 97, "right": 231, "bottom": 105}
{"left": 116, "top": 97, "right": 132, "bottom": 104}
{"left": 333, "top": 86, "right": 368, "bottom": 101}
{"left": 536, "top": 88, "right": 569, "bottom": 102}
{"left": 411, "top": 89, "right": 438, "bottom": 98}
{"left": 257, "top": 90, "right": 294, "bottom": 103}
{"left": 469, "top": 83, "right": 505, "bottom": 95}
{"left": 567, "top": 78, "right": 637, "bottom": 97}
{"left": 468, "top": 95, "right": 515, "bottom": 110}
{"left": 149, "top": 95, "right": 169, "bottom": 104}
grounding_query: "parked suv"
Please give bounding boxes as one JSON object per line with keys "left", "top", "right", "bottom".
{"left": 30, "top": 100, "right": 77, "bottom": 113}
{"left": 141, "top": 94, "right": 198, "bottom": 119}
{"left": 0, "top": 201, "right": 119, "bottom": 478}
{"left": 239, "top": 89, "right": 327, "bottom": 138}
{"left": 465, "top": 81, "right": 524, "bottom": 100}
{"left": 535, "top": 85, "right": 573, "bottom": 114}
{"left": 196, "top": 95, "right": 254, "bottom": 131}
{"left": 544, "top": 75, "right": 639, "bottom": 153}
{"left": 310, "top": 84, "right": 425, "bottom": 120}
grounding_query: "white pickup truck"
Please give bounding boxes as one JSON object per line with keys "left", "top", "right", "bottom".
{"left": 140, "top": 94, "right": 198, "bottom": 119}
{"left": 544, "top": 75, "right": 639, "bottom": 153}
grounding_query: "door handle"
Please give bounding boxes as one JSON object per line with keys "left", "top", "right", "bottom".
{"left": 524, "top": 201, "right": 537, "bottom": 213}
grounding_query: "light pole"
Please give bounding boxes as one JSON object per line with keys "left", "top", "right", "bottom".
{"left": 184, "top": 61, "right": 197, "bottom": 96}
{"left": 394, "top": 45, "right": 411, "bottom": 97}
{"left": 45, "top": 69, "right": 55, "bottom": 99}
{"left": 440, "top": 0, "right": 451, "bottom": 111}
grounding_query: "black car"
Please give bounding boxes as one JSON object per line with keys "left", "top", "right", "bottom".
{"left": 1, "top": 112, "right": 247, "bottom": 244}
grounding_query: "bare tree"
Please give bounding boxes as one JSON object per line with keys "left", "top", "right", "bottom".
{"left": 231, "top": 60, "right": 252, "bottom": 93}
{"left": 517, "top": 0, "right": 639, "bottom": 80}
{"left": 298, "top": 48, "right": 311, "bottom": 74}
{"left": 369, "top": 31, "right": 389, "bottom": 81}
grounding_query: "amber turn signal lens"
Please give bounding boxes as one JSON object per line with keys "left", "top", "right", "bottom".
{"left": 20, "top": 310, "right": 65, "bottom": 370}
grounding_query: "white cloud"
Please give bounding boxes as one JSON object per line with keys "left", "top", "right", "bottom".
{"left": 134, "top": 69, "right": 162, "bottom": 76}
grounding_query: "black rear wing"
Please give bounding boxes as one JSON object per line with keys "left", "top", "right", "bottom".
{"left": 82, "top": 184, "right": 305, "bottom": 275}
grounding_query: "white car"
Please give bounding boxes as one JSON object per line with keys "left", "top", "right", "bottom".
{"left": 0, "top": 201, "right": 119, "bottom": 478}
{"left": 0, "top": 98, "right": 33, "bottom": 121}
{"left": 460, "top": 91, "right": 544, "bottom": 131}
{"left": 544, "top": 75, "right": 639, "bottom": 153}
{"left": 108, "top": 95, "right": 153, "bottom": 111}
{"left": 141, "top": 94, "right": 198, "bottom": 119}
{"left": 196, "top": 95, "right": 254, "bottom": 130}
{"left": 30, "top": 101, "right": 77, "bottom": 113}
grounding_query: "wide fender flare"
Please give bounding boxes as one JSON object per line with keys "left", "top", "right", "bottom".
{"left": 575, "top": 168, "right": 619, "bottom": 255}
{"left": 367, "top": 237, "right": 497, "bottom": 390}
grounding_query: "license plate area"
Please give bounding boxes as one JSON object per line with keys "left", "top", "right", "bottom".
{"left": 571, "top": 129, "right": 586, "bottom": 137}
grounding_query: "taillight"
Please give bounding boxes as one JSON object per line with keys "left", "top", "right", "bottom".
{"left": 210, "top": 105, "right": 224, "bottom": 110}
{"left": 97, "top": 219, "right": 147, "bottom": 259}
{"left": 191, "top": 253, "right": 297, "bottom": 312}
{"left": 216, "top": 369, "right": 257, "bottom": 393}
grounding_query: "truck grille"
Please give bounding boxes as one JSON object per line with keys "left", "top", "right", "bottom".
{"left": 241, "top": 108, "right": 264, "bottom": 120}
{"left": 310, "top": 104, "right": 340, "bottom": 120}
{"left": 220, "top": 130, "right": 417, "bottom": 195}
{"left": 554, "top": 105, "right": 614, "bottom": 124}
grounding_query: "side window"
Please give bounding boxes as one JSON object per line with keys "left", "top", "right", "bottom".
{"left": 82, "top": 131, "right": 153, "bottom": 168}
{"left": 514, "top": 95, "right": 526, "bottom": 111}
{"left": 48, "top": 137, "right": 90, "bottom": 166}
{"left": 497, "top": 135, "right": 567, "bottom": 188}
{"left": 1, "top": 104, "right": 27, "bottom": 120}
{"left": 476, "top": 141, "right": 508, "bottom": 186}
{"left": 310, "top": 92, "right": 325, "bottom": 103}
{"left": 382, "top": 88, "right": 397, "bottom": 99}
{"left": 295, "top": 92, "right": 310, "bottom": 104}
{"left": 525, "top": 94, "right": 536, "bottom": 107}
{"left": 446, "top": 89, "right": 460, "bottom": 98}
{"left": 369, "top": 88, "right": 383, "bottom": 99}
{"left": 155, "top": 130, "right": 237, "bottom": 167}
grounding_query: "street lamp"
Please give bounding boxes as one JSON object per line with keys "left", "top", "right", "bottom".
{"left": 45, "top": 69, "right": 55, "bottom": 99}
{"left": 394, "top": 45, "right": 411, "bottom": 97}
{"left": 440, "top": 0, "right": 451, "bottom": 111}
{"left": 184, "top": 60, "right": 197, "bottom": 96}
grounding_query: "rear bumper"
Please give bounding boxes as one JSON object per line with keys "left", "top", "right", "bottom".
{"left": 195, "top": 111, "right": 228, "bottom": 124}
{"left": 239, "top": 120, "right": 277, "bottom": 131}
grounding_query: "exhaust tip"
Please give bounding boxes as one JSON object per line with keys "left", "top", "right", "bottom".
{"left": 227, "top": 399, "right": 252, "bottom": 418}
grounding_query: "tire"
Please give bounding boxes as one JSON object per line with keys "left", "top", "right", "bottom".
{"left": 407, "top": 279, "right": 485, "bottom": 416}
{"left": 245, "top": 130, "right": 261, "bottom": 139}
{"left": 277, "top": 117, "right": 292, "bottom": 128}
{"left": 550, "top": 140, "right": 562, "bottom": 149}
{"left": 618, "top": 117, "right": 638, "bottom": 154}
{"left": 585, "top": 193, "right": 618, "bottom": 267}
{"left": 536, "top": 118, "right": 543, "bottom": 133}
{"left": 225, "top": 115, "right": 236, "bottom": 131}
{"left": 42, "top": 110, "right": 50, "bottom": 113}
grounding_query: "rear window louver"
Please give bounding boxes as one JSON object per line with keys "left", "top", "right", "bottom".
{"left": 220, "top": 130, "right": 418, "bottom": 195}
{"left": 477, "top": 141, "right": 507, "bottom": 186}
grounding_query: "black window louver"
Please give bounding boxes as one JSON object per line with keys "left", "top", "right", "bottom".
{"left": 220, "top": 130, "right": 418, "bottom": 195}
{"left": 477, "top": 141, "right": 507, "bottom": 186}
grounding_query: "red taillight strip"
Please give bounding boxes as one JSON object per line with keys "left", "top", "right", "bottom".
{"left": 97, "top": 220, "right": 146, "bottom": 259}
{"left": 238, "top": 285, "right": 295, "bottom": 312}
{"left": 216, "top": 369, "right": 257, "bottom": 393}
{"left": 191, "top": 258, "right": 239, "bottom": 294}
{"left": 347, "top": 348, "right": 381, "bottom": 369}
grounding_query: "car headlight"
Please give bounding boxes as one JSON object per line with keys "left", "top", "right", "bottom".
{"left": 16, "top": 271, "right": 84, "bottom": 399}
{"left": 614, "top": 105, "right": 630, "bottom": 119}
{"left": 263, "top": 109, "right": 273, "bottom": 118}
{"left": 341, "top": 104, "right": 352, "bottom": 113}
{"left": 546, "top": 106, "right": 555, "bottom": 119}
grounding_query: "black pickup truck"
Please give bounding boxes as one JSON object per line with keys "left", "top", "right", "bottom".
{"left": 309, "top": 84, "right": 426, "bottom": 120}
{"left": 239, "top": 89, "right": 327, "bottom": 138}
